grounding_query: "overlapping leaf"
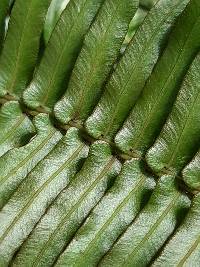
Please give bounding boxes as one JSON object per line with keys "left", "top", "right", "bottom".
{"left": 85, "top": 0, "right": 189, "bottom": 141}
{"left": 44, "top": 0, "right": 70, "bottom": 45}
{"left": 0, "top": 101, "right": 34, "bottom": 157}
{"left": 146, "top": 52, "right": 200, "bottom": 175}
{"left": 12, "top": 142, "right": 120, "bottom": 267}
{"left": 0, "top": 0, "right": 51, "bottom": 98}
{"left": 115, "top": 0, "right": 200, "bottom": 157}
{"left": 54, "top": 0, "right": 138, "bottom": 125}
{"left": 0, "top": 128, "right": 88, "bottom": 265}
{"left": 0, "top": 114, "right": 62, "bottom": 209}
{"left": 99, "top": 176, "right": 190, "bottom": 267}
{"left": 54, "top": 159, "right": 155, "bottom": 267}
{"left": 23, "top": 0, "right": 104, "bottom": 112}
{"left": 152, "top": 193, "right": 200, "bottom": 266}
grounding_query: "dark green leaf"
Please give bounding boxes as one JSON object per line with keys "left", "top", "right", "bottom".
{"left": 23, "top": 0, "right": 104, "bottom": 112}
{"left": 0, "top": 0, "right": 51, "bottom": 98}
{"left": 54, "top": 0, "right": 138, "bottom": 125}
{"left": 115, "top": 0, "right": 200, "bottom": 157}
{"left": 146, "top": 53, "right": 200, "bottom": 175}
{"left": 85, "top": 0, "right": 189, "bottom": 141}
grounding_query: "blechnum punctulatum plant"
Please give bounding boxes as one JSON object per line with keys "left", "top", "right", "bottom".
{"left": 0, "top": 0, "right": 200, "bottom": 266}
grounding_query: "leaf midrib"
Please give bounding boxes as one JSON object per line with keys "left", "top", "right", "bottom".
{"left": 0, "top": 129, "right": 58, "bottom": 188}
{"left": 121, "top": 192, "right": 180, "bottom": 267}
{"left": 40, "top": 0, "right": 89, "bottom": 107}
{"left": 103, "top": 2, "right": 184, "bottom": 138}
{"left": 74, "top": 2, "right": 124, "bottom": 118}
{"left": 31, "top": 156, "right": 115, "bottom": 267}
{"left": 0, "top": 143, "right": 85, "bottom": 245}
{"left": 7, "top": 0, "right": 35, "bottom": 94}
{"left": 70, "top": 173, "right": 146, "bottom": 267}
{"left": 130, "top": 16, "right": 200, "bottom": 150}
{"left": 0, "top": 114, "right": 26, "bottom": 145}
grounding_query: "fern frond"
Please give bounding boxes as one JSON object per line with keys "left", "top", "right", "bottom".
{"left": 115, "top": 0, "right": 200, "bottom": 157}
{"left": 12, "top": 142, "right": 120, "bottom": 267}
{"left": 54, "top": 0, "right": 138, "bottom": 125}
{"left": 23, "top": 0, "right": 104, "bottom": 112}
{"left": 146, "top": 52, "right": 200, "bottom": 175}
{"left": 54, "top": 159, "right": 155, "bottom": 267}
{"left": 99, "top": 176, "right": 190, "bottom": 267}
{"left": 85, "top": 0, "right": 189, "bottom": 141}
{"left": 0, "top": 128, "right": 88, "bottom": 265}
{"left": 0, "top": 0, "right": 51, "bottom": 98}
{"left": 152, "top": 193, "right": 200, "bottom": 267}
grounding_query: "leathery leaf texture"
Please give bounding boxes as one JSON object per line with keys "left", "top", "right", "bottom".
{"left": 0, "top": 0, "right": 200, "bottom": 266}
{"left": 115, "top": 0, "right": 200, "bottom": 157}
{"left": 85, "top": 0, "right": 189, "bottom": 141}
{"left": 23, "top": 0, "right": 104, "bottom": 112}
{"left": 0, "top": 0, "right": 51, "bottom": 99}
{"left": 54, "top": 0, "right": 138, "bottom": 124}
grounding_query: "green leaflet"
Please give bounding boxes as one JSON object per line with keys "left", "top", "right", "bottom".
{"left": 182, "top": 150, "right": 200, "bottom": 191}
{"left": 0, "top": 101, "right": 34, "bottom": 157}
{"left": 115, "top": 0, "right": 200, "bottom": 157}
{"left": 122, "top": 7, "right": 147, "bottom": 51}
{"left": 55, "top": 159, "right": 155, "bottom": 267}
{"left": 152, "top": 193, "right": 200, "bottom": 267}
{"left": 12, "top": 142, "right": 120, "bottom": 267}
{"left": 0, "top": 114, "right": 62, "bottom": 209}
{"left": 54, "top": 0, "right": 138, "bottom": 125}
{"left": 99, "top": 175, "right": 190, "bottom": 267}
{"left": 0, "top": 0, "right": 8, "bottom": 50}
{"left": 0, "top": 0, "right": 51, "bottom": 99}
{"left": 146, "top": 53, "right": 200, "bottom": 175}
{"left": 44, "top": 0, "right": 70, "bottom": 45}
{"left": 0, "top": 128, "right": 88, "bottom": 266}
{"left": 85, "top": 0, "right": 189, "bottom": 141}
{"left": 23, "top": 0, "right": 104, "bottom": 112}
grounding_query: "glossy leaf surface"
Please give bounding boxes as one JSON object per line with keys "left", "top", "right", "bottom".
{"left": 54, "top": 0, "right": 138, "bottom": 125}
{"left": 99, "top": 176, "right": 190, "bottom": 267}
{"left": 12, "top": 142, "right": 120, "bottom": 267}
{"left": 55, "top": 159, "right": 155, "bottom": 267}
{"left": 152, "top": 193, "right": 200, "bottom": 267}
{"left": 0, "top": 0, "right": 51, "bottom": 98}
{"left": 23, "top": 0, "right": 104, "bottom": 112}
{"left": 115, "top": 0, "right": 200, "bottom": 157}
{"left": 147, "top": 53, "right": 200, "bottom": 175}
{"left": 85, "top": 0, "right": 189, "bottom": 141}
